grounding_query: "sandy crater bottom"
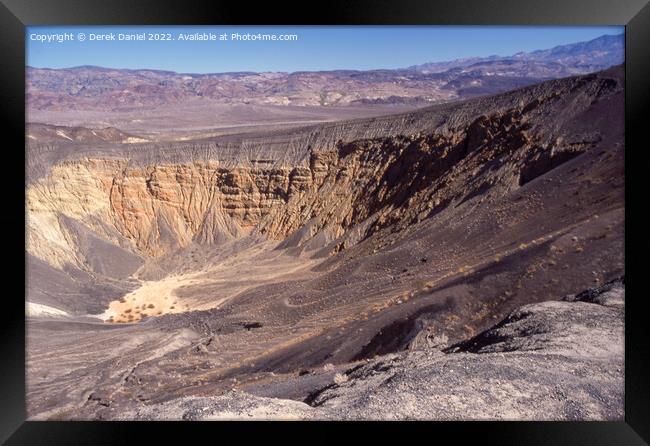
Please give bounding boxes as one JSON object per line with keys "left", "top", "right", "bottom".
{"left": 99, "top": 275, "right": 194, "bottom": 323}
{"left": 98, "top": 245, "right": 322, "bottom": 324}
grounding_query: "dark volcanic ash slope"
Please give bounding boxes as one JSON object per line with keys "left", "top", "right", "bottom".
{"left": 26, "top": 66, "right": 624, "bottom": 420}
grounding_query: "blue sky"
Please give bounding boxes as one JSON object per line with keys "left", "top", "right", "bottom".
{"left": 26, "top": 26, "right": 623, "bottom": 74}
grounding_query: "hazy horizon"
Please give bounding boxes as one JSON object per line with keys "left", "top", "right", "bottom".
{"left": 27, "top": 26, "right": 623, "bottom": 74}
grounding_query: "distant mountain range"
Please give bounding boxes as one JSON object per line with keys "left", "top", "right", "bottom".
{"left": 408, "top": 34, "right": 623, "bottom": 75}
{"left": 27, "top": 34, "right": 623, "bottom": 112}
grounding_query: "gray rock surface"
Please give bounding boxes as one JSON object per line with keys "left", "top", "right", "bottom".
{"left": 119, "top": 391, "right": 315, "bottom": 421}
{"left": 116, "top": 279, "right": 624, "bottom": 420}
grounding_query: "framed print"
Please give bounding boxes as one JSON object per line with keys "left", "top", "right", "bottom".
{"left": 0, "top": 0, "right": 648, "bottom": 443}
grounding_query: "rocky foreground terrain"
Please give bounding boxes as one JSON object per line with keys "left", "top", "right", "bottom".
{"left": 26, "top": 65, "right": 624, "bottom": 420}
{"left": 118, "top": 278, "right": 625, "bottom": 420}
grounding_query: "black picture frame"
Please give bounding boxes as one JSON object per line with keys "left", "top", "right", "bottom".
{"left": 1, "top": 0, "right": 647, "bottom": 443}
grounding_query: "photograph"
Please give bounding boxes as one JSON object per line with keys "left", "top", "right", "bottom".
{"left": 22, "top": 24, "right": 628, "bottom": 421}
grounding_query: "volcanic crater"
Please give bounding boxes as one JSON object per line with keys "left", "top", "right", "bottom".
{"left": 26, "top": 66, "right": 625, "bottom": 420}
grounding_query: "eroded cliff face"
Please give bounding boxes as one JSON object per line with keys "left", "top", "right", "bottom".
{"left": 27, "top": 160, "right": 314, "bottom": 266}
{"left": 26, "top": 98, "right": 608, "bottom": 274}
{"left": 258, "top": 106, "right": 541, "bottom": 251}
